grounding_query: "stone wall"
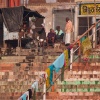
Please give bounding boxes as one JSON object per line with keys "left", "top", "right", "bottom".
{"left": 28, "top": 3, "right": 75, "bottom": 34}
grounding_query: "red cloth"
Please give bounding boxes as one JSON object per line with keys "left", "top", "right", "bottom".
{"left": 67, "top": 44, "right": 74, "bottom": 50}
{"left": 9, "top": 0, "right": 20, "bottom": 7}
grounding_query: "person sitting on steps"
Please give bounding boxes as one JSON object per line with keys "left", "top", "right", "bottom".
{"left": 46, "top": 29, "right": 56, "bottom": 47}
{"left": 55, "top": 26, "right": 64, "bottom": 42}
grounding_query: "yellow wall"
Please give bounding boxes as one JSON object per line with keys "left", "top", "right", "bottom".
{"left": 75, "top": 0, "right": 100, "bottom": 2}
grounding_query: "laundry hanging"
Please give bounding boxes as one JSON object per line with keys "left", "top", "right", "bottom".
{"left": 53, "top": 53, "right": 64, "bottom": 72}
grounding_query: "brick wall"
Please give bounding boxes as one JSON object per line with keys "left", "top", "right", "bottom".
{"left": 0, "top": 0, "right": 7, "bottom": 8}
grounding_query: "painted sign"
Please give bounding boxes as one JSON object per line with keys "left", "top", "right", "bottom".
{"left": 80, "top": 3, "right": 100, "bottom": 15}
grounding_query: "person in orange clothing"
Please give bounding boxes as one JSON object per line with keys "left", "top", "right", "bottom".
{"left": 65, "top": 17, "right": 73, "bottom": 58}
{"left": 64, "top": 17, "right": 73, "bottom": 46}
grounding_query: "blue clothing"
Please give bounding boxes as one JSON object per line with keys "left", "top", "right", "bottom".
{"left": 49, "top": 64, "right": 55, "bottom": 85}
{"left": 31, "top": 81, "right": 38, "bottom": 91}
{"left": 53, "top": 53, "right": 64, "bottom": 72}
{"left": 21, "top": 94, "right": 26, "bottom": 100}
{"left": 55, "top": 30, "right": 64, "bottom": 35}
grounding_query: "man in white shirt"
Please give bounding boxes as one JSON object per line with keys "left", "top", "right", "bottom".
{"left": 65, "top": 17, "right": 73, "bottom": 46}
{"left": 65, "top": 17, "right": 73, "bottom": 58}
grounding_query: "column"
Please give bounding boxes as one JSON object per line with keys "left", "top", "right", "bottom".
{"left": 92, "top": 17, "right": 96, "bottom": 48}
{"left": 74, "top": 5, "right": 79, "bottom": 40}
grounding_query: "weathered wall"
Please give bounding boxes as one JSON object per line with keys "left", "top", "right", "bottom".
{"left": 75, "top": 0, "right": 100, "bottom": 2}
{"left": 28, "top": 3, "right": 75, "bottom": 34}
{"left": 0, "top": 0, "right": 8, "bottom": 8}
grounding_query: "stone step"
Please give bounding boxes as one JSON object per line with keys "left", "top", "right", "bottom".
{"left": 0, "top": 63, "right": 15, "bottom": 71}
{"left": 72, "top": 62, "right": 100, "bottom": 71}
{"left": 0, "top": 56, "right": 26, "bottom": 63}
{"left": 36, "top": 92, "right": 100, "bottom": 100}
{"left": 55, "top": 80, "right": 100, "bottom": 92}
{"left": 0, "top": 92, "right": 22, "bottom": 100}
{"left": 0, "top": 92, "right": 100, "bottom": 100}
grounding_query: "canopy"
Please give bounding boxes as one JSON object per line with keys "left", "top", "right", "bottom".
{"left": 0, "top": 6, "right": 44, "bottom": 32}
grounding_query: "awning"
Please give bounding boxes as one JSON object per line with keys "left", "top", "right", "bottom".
{"left": 0, "top": 6, "right": 44, "bottom": 32}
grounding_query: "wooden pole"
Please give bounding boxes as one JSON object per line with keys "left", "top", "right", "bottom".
{"left": 33, "top": 90, "right": 36, "bottom": 100}
{"left": 61, "top": 66, "right": 64, "bottom": 81}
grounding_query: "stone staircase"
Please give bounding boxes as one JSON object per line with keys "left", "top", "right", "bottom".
{"left": 0, "top": 44, "right": 64, "bottom": 100}
{"left": 36, "top": 92, "right": 100, "bottom": 100}
{"left": 72, "top": 47, "right": 100, "bottom": 71}
{"left": 0, "top": 44, "right": 100, "bottom": 100}
{"left": 36, "top": 45, "right": 100, "bottom": 100}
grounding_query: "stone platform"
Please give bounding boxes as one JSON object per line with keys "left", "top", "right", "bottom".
{"left": 0, "top": 44, "right": 100, "bottom": 100}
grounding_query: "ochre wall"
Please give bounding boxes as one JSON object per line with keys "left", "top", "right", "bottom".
{"left": 75, "top": 0, "right": 100, "bottom": 2}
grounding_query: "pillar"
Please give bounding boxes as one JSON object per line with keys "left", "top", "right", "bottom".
{"left": 74, "top": 5, "right": 79, "bottom": 40}
{"left": 92, "top": 17, "right": 96, "bottom": 48}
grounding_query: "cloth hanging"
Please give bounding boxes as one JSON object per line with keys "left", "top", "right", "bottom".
{"left": 20, "top": 94, "right": 26, "bottom": 100}
{"left": 49, "top": 64, "right": 55, "bottom": 85}
{"left": 27, "top": 89, "right": 32, "bottom": 99}
{"left": 64, "top": 50, "right": 69, "bottom": 68}
{"left": 24, "top": 91, "right": 29, "bottom": 100}
{"left": 39, "top": 71, "right": 48, "bottom": 79}
{"left": 65, "top": 33, "right": 71, "bottom": 44}
{"left": 18, "top": 98, "right": 22, "bottom": 100}
{"left": 31, "top": 81, "right": 38, "bottom": 91}
{"left": 45, "top": 68, "right": 50, "bottom": 87}
{"left": 53, "top": 53, "right": 64, "bottom": 72}
{"left": 81, "top": 37, "right": 92, "bottom": 56}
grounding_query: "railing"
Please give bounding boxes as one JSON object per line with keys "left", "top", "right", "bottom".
{"left": 73, "top": 20, "right": 100, "bottom": 46}
{"left": 70, "top": 19, "right": 100, "bottom": 70}
{"left": 37, "top": 20, "right": 100, "bottom": 100}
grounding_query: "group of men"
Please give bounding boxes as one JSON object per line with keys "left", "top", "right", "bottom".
{"left": 19, "top": 17, "right": 73, "bottom": 48}
{"left": 39, "top": 17, "right": 73, "bottom": 47}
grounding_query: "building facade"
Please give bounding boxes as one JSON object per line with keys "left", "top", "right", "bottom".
{"left": 74, "top": 0, "right": 100, "bottom": 41}
{"left": 27, "top": 0, "right": 100, "bottom": 41}
{"left": 0, "top": 0, "right": 8, "bottom": 8}
{"left": 1, "top": 0, "right": 99, "bottom": 43}
{"left": 27, "top": 0, "right": 75, "bottom": 37}
{"left": 0, "top": 0, "right": 22, "bottom": 8}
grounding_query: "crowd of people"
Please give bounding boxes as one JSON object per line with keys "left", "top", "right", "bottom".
{"left": 18, "top": 17, "right": 73, "bottom": 49}
{"left": 38, "top": 17, "right": 73, "bottom": 48}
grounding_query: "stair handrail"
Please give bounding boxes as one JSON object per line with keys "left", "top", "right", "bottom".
{"left": 72, "top": 20, "right": 100, "bottom": 46}
{"left": 37, "top": 20, "right": 100, "bottom": 100}
{"left": 70, "top": 20, "right": 100, "bottom": 70}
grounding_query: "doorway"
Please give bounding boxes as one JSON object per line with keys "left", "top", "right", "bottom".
{"left": 53, "top": 9, "right": 74, "bottom": 32}
{"left": 78, "top": 17, "right": 92, "bottom": 36}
